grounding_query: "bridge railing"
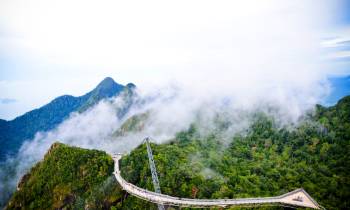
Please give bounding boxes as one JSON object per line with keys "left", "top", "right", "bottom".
{"left": 115, "top": 166, "right": 280, "bottom": 205}
{"left": 112, "top": 153, "right": 322, "bottom": 209}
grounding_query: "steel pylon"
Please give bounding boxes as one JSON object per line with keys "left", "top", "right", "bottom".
{"left": 144, "top": 137, "right": 165, "bottom": 210}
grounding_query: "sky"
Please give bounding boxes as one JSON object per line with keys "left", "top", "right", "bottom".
{"left": 0, "top": 0, "right": 350, "bottom": 120}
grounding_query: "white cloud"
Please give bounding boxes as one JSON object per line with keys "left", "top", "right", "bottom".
{"left": 0, "top": 0, "right": 346, "bottom": 119}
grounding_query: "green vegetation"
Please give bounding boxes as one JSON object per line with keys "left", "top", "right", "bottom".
{"left": 5, "top": 143, "right": 122, "bottom": 210}
{"left": 113, "top": 112, "right": 149, "bottom": 137}
{"left": 6, "top": 96, "right": 350, "bottom": 209}
{"left": 119, "top": 96, "right": 349, "bottom": 210}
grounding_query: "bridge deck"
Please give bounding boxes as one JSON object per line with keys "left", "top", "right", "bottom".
{"left": 112, "top": 154, "right": 322, "bottom": 209}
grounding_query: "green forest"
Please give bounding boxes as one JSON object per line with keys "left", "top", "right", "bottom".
{"left": 6, "top": 143, "right": 121, "bottom": 209}
{"left": 6, "top": 96, "right": 350, "bottom": 209}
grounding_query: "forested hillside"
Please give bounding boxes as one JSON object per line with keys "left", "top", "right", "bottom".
{"left": 120, "top": 97, "right": 349, "bottom": 210}
{"left": 6, "top": 96, "right": 349, "bottom": 209}
{"left": 5, "top": 143, "right": 122, "bottom": 209}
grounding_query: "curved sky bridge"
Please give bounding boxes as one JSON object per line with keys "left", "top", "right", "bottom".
{"left": 112, "top": 153, "right": 323, "bottom": 209}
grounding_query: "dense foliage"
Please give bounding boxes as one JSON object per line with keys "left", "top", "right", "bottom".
{"left": 6, "top": 143, "right": 122, "bottom": 210}
{"left": 119, "top": 96, "right": 349, "bottom": 210}
{"left": 0, "top": 77, "right": 133, "bottom": 160}
{"left": 6, "top": 95, "right": 349, "bottom": 209}
{"left": 113, "top": 112, "right": 149, "bottom": 137}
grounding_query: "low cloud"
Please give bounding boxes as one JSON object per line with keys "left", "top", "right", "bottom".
{"left": 0, "top": 80, "right": 324, "bottom": 205}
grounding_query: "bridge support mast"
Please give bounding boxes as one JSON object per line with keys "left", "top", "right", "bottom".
{"left": 145, "top": 137, "right": 165, "bottom": 210}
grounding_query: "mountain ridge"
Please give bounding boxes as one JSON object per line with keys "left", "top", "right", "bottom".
{"left": 0, "top": 77, "right": 135, "bottom": 160}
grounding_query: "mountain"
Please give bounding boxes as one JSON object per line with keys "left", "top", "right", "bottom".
{"left": 112, "top": 112, "right": 150, "bottom": 137}
{"left": 5, "top": 143, "right": 122, "bottom": 209}
{"left": 0, "top": 77, "right": 136, "bottom": 160}
{"left": 6, "top": 95, "right": 350, "bottom": 209}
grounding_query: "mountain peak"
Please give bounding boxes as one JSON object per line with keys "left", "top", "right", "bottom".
{"left": 96, "top": 77, "right": 117, "bottom": 89}
{"left": 91, "top": 77, "right": 125, "bottom": 95}
{"left": 85, "top": 77, "right": 124, "bottom": 100}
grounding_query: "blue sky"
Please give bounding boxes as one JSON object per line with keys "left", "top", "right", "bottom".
{"left": 0, "top": 0, "right": 349, "bottom": 120}
{"left": 337, "top": 0, "right": 350, "bottom": 26}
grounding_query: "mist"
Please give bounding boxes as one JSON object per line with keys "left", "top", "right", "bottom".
{"left": 0, "top": 0, "right": 346, "bottom": 206}
{"left": 1, "top": 0, "right": 347, "bottom": 119}
{"left": 0, "top": 78, "right": 329, "bottom": 205}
